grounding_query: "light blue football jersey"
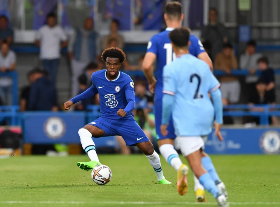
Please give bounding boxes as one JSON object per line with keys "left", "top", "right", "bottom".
{"left": 163, "top": 54, "right": 220, "bottom": 136}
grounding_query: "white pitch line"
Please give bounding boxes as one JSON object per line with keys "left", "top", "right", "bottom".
{"left": 1, "top": 201, "right": 280, "bottom": 205}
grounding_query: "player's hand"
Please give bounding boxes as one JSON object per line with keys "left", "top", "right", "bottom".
{"left": 160, "top": 124, "right": 168, "bottom": 137}
{"left": 148, "top": 77, "right": 157, "bottom": 94}
{"left": 64, "top": 100, "right": 73, "bottom": 110}
{"left": 117, "top": 109, "right": 127, "bottom": 117}
{"left": 215, "top": 122, "right": 224, "bottom": 142}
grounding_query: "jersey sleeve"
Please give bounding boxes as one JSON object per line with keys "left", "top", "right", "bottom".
{"left": 191, "top": 35, "right": 205, "bottom": 57}
{"left": 207, "top": 68, "right": 220, "bottom": 93}
{"left": 123, "top": 80, "right": 135, "bottom": 114}
{"left": 163, "top": 64, "right": 176, "bottom": 95}
{"left": 146, "top": 35, "right": 158, "bottom": 55}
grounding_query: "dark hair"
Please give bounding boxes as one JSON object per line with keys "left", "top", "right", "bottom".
{"left": 169, "top": 27, "right": 190, "bottom": 47}
{"left": 101, "top": 47, "right": 126, "bottom": 63}
{"left": 165, "top": 2, "right": 182, "bottom": 19}
{"left": 1, "top": 40, "right": 9, "bottom": 46}
{"left": 86, "top": 62, "right": 98, "bottom": 70}
{"left": 247, "top": 40, "right": 257, "bottom": 47}
{"left": 223, "top": 42, "right": 233, "bottom": 49}
{"left": 27, "top": 68, "right": 38, "bottom": 78}
{"left": 47, "top": 12, "right": 56, "bottom": 19}
{"left": 111, "top": 19, "right": 120, "bottom": 27}
{"left": 202, "top": 40, "right": 211, "bottom": 50}
{"left": 257, "top": 56, "right": 269, "bottom": 65}
{"left": 0, "top": 15, "right": 8, "bottom": 21}
{"left": 78, "top": 74, "right": 88, "bottom": 85}
{"left": 209, "top": 7, "right": 218, "bottom": 16}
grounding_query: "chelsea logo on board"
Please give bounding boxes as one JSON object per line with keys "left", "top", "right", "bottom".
{"left": 115, "top": 86, "right": 120, "bottom": 92}
{"left": 44, "top": 117, "right": 66, "bottom": 139}
{"left": 259, "top": 131, "right": 280, "bottom": 154}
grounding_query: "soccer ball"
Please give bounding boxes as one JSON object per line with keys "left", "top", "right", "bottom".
{"left": 91, "top": 165, "right": 112, "bottom": 185}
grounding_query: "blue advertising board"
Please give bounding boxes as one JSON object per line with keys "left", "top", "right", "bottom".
{"left": 205, "top": 128, "right": 280, "bottom": 154}
{"left": 23, "top": 112, "right": 86, "bottom": 144}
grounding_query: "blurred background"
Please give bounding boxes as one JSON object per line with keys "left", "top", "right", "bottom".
{"left": 0, "top": 0, "right": 280, "bottom": 157}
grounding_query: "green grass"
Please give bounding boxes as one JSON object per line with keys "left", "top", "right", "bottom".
{"left": 0, "top": 155, "right": 279, "bottom": 207}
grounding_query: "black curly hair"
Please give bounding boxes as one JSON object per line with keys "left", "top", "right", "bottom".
{"left": 101, "top": 47, "right": 126, "bottom": 63}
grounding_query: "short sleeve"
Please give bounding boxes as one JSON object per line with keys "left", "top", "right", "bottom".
{"left": 207, "top": 68, "right": 220, "bottom": 93}
{"left": 267, "top": 69, "right": 275, "bottom": 83}
{"left": 10, "top": 52, "right": 16, "bottom": 63}
{"left": 58, "top": 27, "right": 67, "bottom": 41}
{"left": 191, "top": 35, "right": 205, "bottom": 57}
{"left": 163, "top": 65, "right": 176, "bottom": 95}
{"left": 147, "top": 35, "right": 158, "bottom": 55}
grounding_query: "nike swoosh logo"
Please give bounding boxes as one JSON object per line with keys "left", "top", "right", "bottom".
{"left": 98, "top": 86, "right": 104, "bottom": 89}
{"left": 137, "top": 137, "right": 144, "bottom": 141}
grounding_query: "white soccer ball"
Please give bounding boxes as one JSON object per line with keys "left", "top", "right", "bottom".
{"left": 91, "top": 165, "right": 112, "bottom": 185}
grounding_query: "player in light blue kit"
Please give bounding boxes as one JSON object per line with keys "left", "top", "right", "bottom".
{"left": 64, "top": 47, "right": 170, "bottom": 184}
{"left": 142, "top": 1, "right": 216, "bottom": 202}
{"left": 160, "top": 28, "right": 228, "bottom": 207}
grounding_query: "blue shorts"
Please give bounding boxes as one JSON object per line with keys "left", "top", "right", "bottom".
{"left": 88, "top": 117, "right": 149, "bottom": 146}
{"left": 154, "top": 99, "right": 176, "bottom": 140}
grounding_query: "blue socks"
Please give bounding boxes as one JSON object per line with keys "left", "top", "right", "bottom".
{"left": 199, "top": 173, "right": 220, "bottom": 198}
{"left": 202, "top": 156, "right": 221, "bottom": 183}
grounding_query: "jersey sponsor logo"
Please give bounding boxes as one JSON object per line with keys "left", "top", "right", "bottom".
{"left": 130, "top": 82, "right": 134, "bottom": 88}
{"left": 115, "top": 86, "right": 120, "bottom": 92}
{"left": 147, "top": 41, "right": 152, "bottom": 49}
{"left": 44, "top": 117, "right": 66, "bottom": 139}
{"left": 260, "top": 131, "right": 280, "bottom": 154}
{"left": 104, "top": 94, "right": 118, "bottom": 108}
{"left": 98, "top": 86, "right": 104, "bottom": 89}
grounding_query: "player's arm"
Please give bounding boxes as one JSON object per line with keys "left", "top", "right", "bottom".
{"left": 161, "top": 93, "right": 174, "bottom": 136}
{"left": 142, "top": 37, "right": 158, "bottom": 93}
{"left": 193, "top": 36, "right": 213, "bottom": 71}
{"left": 208, "top": 70, "right": 223, "bottom": 141}
{"left": 198, "top": 52, "right": 213, "bottom": 72}
{"left": 64, "top": 85, "right": 98, "bottom": 110}
{"left": 118, "top": 82, "right": 135, "bottom": 117}
{"left": 161, "top": 65, "right": 176, "bottom": 136}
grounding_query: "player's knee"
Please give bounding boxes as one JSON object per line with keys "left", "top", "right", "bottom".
{"left": 144, "top": 142, "right": 154, "bottom": 155}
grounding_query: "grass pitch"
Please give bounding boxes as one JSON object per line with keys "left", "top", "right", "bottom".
{"left": 0, "top": 155, "right": 279, "bottom": 207}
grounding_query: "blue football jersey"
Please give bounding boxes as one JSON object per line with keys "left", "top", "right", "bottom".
{"left": 147, "top": 28, "right": 205, "bottom": 101}
{"left": 163, "top": 54, "right": 220, "bottom": 136}
{"left": 91, "top": 70, "right": 135, "bottom": 120}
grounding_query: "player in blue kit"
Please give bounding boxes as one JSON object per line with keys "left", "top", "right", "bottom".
{"left": 160, "top": 28, "right": 228, "bottom": 207}
{"left": 64, "top": 47, "right": 171, "bottom": 184}
{"left": 142, "top": 1, "right": 214, "bottom": 201}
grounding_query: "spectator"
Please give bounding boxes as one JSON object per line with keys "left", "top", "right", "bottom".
{"left": 214, "top": 42, "right": 239, "bottom": 104}
{"left": 134, "top": 80, "right": 153, "bottom": 110}
{"left": 258, "top": 56, "right": 276, "bottom": 104}
{"left": 74, "top": 74, "right": 98, "bottom": 111}
{"left": 35, "top": 13, "right": 68, "bottom": 85}
{"left": 201, "top": 8, "right": 229, "bottom": 59}
{"left": 245, "top": 80, "right": 278, "bottom": 125}
{"left": 69, "top": 17, "right": 98, "bottom": 97}
{"left": 102, "top": 19, "right": 124, "bottom": 50}
{"left": 28, "top": 69, "right": 58, "bottom": 111}
{"left": 84, "top": 62, "right": 99, "bottom": 88}
{"left": 0, "top": 15, "right": 13, "bottom": 45}
{"left": 0, "top": 41, "right": 16, "bottom": 105}
{"left": 240, "top": 40, "right": 262, "bottom": 95}
{"left": 20, "top": 69, "right": 36, "bottom": 111}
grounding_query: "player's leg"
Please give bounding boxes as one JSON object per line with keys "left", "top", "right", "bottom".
{"left": 116, "top": 118, "right": 170, "bottom": 184}
{"left": 201, "top": 151, "right": 228, "bottom": 198}
{"left": 77, "top": 118, "right": 116, "bottom": 171}
{"left": 136, "top": 141, "right": 170, "bottom": 184}
{"left": 178, "top": 136, "right": 228, "bottom": 207}
{"left": 154, "top": 99, "right": 183, "bottom": 171}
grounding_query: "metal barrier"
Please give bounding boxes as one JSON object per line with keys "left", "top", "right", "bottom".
{"left": 223, "top": 104, "right": 280, "bottom": 125}
{"left": 0, "top": 106, "right": 20, "bottom": 126}
{"left": 0, "top": 71, "right": 18, "bottom": 105}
